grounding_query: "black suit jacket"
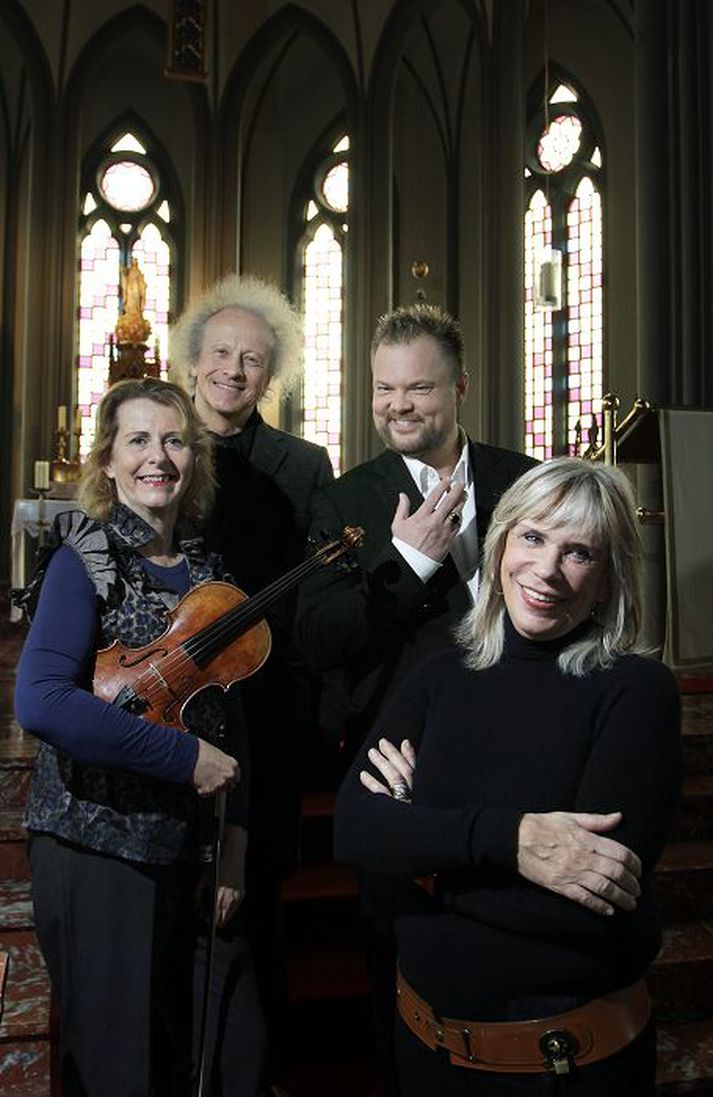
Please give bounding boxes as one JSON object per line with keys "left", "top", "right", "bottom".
{"left": 203, "top": 415, "right": 333, "bottom": 868}
{"left": 296, "top": 440, "right": 536, "bottom": 750}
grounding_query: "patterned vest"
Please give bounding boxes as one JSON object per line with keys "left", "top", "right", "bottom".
{"left": 20, "top": 504, "right": 230, "bottom": 865}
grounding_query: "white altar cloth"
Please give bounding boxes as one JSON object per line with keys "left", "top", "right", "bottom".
{"left": 10, "top": 498, "right": 81, "bottom": 621}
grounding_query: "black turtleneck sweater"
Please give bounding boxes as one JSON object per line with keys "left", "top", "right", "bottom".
{"left": 333, "top": 618, "right": 682, "bottom": 1021}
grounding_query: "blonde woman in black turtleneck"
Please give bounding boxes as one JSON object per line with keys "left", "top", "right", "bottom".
{"left": 335, "top": 458, "right": 681, "bottom": 1096}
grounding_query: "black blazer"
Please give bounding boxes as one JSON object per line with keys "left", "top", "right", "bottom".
{"left": 296, "top": 440, "right": 536, "bottom": 747}
{"left": 206, "top": 416, "right": 334, "bottom": 595}
{"left": 203, "top": 415, "right": 334, "bottom": 868}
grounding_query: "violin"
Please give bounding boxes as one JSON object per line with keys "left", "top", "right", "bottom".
{"left": 92, "top": 527, "right": 363, "bottom": 731}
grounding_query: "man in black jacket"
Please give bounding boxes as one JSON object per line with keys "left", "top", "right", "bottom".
{"left": 171, "top": 274, "right": 333, "bottom": 1095}
{"left": 297, "top": 304, "right": 535, "bottom": 756}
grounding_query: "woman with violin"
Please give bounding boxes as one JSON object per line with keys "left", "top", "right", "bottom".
{"left": 14, "top": 377, "right": 263, "bottom": 1096}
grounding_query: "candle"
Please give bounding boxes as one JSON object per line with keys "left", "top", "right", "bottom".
{"left": 34, "top": 460, "right": 50, "bottom": 491}
{"left": 57, "top": 405, "right": 67, "bottom": 431}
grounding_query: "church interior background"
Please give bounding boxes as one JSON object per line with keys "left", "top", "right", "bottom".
{"left": 1, "top": 1, "right": 713, "bottom": 1093}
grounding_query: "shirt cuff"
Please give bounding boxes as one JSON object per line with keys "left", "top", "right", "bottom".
{"left": 392, "top": 536, "right": 441, "bottom": 582}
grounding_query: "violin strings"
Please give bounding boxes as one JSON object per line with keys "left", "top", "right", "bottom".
{"left": 181, "top": 541, "right": 342, "bottom": 665}
{"left": 120, "top": 540, "right": 344, "bottom": 717}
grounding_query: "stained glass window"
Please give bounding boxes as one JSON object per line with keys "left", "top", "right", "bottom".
{"left": 99, "top": 161, "right": 156, "bottom": 211}
{"left": 523, "top": 80, "right": 604, "bottom": 458}
{"left": 296, "top": 135, "right": 349, "bottom": 474}
{"left": 77, "top": 221, "right": 120, "bottom": 447}
{"left": 524, "top": 192, "right": 554, "bottom": 460}
{"left": 76, "top": 130, "right": 176, "bottom": 455}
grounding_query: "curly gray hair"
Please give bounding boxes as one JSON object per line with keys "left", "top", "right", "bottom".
{"left": 169, "top": 273, "right": 304, "bottom": 396}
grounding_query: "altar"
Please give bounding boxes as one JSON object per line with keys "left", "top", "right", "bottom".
{"left": 10, "top": 498, "right": 81, "bottom": 621}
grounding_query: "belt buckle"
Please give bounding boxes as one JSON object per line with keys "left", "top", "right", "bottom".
{"left": 539, "top": 1029, "right": 578, "bottom": 1075}
{"left": 460, "top": 1027, "right": 477, "bottom": 1064}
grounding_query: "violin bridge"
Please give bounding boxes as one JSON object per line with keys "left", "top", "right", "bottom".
{"left": 113, "top": 685, "right": 149, "bottom": 715}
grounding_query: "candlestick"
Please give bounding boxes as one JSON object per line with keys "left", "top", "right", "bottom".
{"left": 57, "top": 404, "right": 67, "bottom": 431}
{"left": 33, "top": 460, "right": 51, "bottom": 491}
{"left": 74, "top": 405, "right": 82, "bottom": 435}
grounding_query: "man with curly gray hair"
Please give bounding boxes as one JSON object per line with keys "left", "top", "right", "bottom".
{"left": 170, "top": 273, "right": 334, "bottom": 1095}
{"left": 170, "top": 273, "right": 304, "bottom": 415}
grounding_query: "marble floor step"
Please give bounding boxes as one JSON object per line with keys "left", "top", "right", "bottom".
{"left": 0, "top": 768, "right": 31, "bottom": 812}
{"left": 0, "top": 934, "right": 51, "bottom": 1042}
{"left": 672, "top": 775, "right": 713, "bottom": 841}
{"left": 0, "top": 719, "right": 36, "bottom": 768}
{"left": 682, "top": 728, "right": 713, "bottom": 776}
{"left": 653, "top": 841, "right": 713, "bottom": 921}
{"left": 681, "top": 690, "right": 713, "bottom": 725}
{"left": 0, "top": 880, "right": 33, "bottom": 935}
{"left": 657, "top": 1018, "right": 713, "bottom": 1093}
{"left": 650, "top": 920, "right": 713, "bottom": 1018}
{"left": 0, "top": 934, "right": 51, "bottom": 1097}
{"left": 0, "top": 811, "right": 30, "bottom": 881}
{"left": 0, "top": 720, "right": 35, "bottom": 817}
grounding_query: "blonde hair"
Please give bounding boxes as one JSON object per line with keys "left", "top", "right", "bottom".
{"left": 455, "top": 457, "right": 644, "bottom": 676}
{"left": 169, "top": 273, "right": 303, "bottom": 396}
{"left": 371, "top": 304, "right": 465, "bottom": 382}
{"left": 78, "top": 378, "right": 215, "bottom": 523}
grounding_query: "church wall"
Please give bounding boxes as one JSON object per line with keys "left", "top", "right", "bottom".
{"left": 0, "top": 0, "right": 710, "bottom": 585}
{"left": 238, "top": 35, "right": 346, "bottom": 282}
{"left": 524, "top": 0, "right": 638, "bottom": 414}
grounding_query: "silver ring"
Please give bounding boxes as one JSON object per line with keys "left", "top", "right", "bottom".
{"left": 390, "top": 782, "right": 411, "bottom": 802}
{"left": 448, "top": 511, "right": 462, "bottom": 527}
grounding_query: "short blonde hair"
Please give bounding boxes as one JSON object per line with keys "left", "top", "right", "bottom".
{"left": 455, "top": 457, "right": 644, "bottom": 676}
{"left": 371, "top": 304, "right": 466, "bottom": 382}
{"left": 78, "top": 378, "right": 215, "bottom": 523}
{"left": 169, "top": 273, "right": 303, "bottom": 396}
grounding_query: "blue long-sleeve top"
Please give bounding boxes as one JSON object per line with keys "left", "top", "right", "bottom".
{"left": 16, "top": 543, "right": 250, "bottom": 835}
{"left": 15, "top": 546, "right": 201, "bottom": 782}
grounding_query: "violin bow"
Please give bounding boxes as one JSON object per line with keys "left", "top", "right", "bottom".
{"left": 194, "top": 786, "right": 226, "bottom": 1097}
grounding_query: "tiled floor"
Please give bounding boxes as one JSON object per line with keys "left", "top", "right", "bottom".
{"left": 0, "top": 600, "right": 51, "bottom": 1097}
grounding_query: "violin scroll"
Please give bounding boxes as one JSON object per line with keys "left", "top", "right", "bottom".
{"left": 314, "top": 525, "right": 364, "bottom": 568}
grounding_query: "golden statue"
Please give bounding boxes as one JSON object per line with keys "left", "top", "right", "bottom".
{"left": 116, "top": 258, "right": 151, "bottom": 345}
{"left": 122, "top": 258, "right": 146, "bottom": 317}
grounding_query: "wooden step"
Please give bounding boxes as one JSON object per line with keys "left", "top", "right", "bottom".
{"left": 283, "top": 861, "right": 358, "bottom": 904}
{"left": 286, "top": 943, "right": 368, "bottom": 1003}
{"left": 301, "top": 791, "right": 336, "bottom": 818}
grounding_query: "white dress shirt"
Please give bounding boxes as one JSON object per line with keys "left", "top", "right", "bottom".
{"left": 392, "top": 432, "right": 479, "bottom": 605}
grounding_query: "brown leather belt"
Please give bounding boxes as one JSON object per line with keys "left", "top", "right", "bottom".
{"left": 396, "top": 969, "right": 651, "bottom": 1074}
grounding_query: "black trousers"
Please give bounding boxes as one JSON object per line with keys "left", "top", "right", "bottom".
{"left": 30, "top": 834, "right": 266, "bottom": 1097}
{"left": 394, "top": 1013, "right": 657, "bottom": 1097}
